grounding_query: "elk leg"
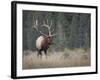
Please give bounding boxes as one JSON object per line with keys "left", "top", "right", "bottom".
{"left": 44, "top": 49, "right": 47, "bottom": 59}
{"left": 37, "top": 50, "right": 42, "bottom": 58}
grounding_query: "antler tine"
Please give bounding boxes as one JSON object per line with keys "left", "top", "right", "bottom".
{"left": 41, "top": 19, "right": 57, "bottom": 37}
{"left": 33, "top": 19, "right": 38, "bottom": 31}
{"left": 49, "top": 20, "right": 57, "bottom": 37}
{"left": 39, "top": 31, "right": 48, "bottom": 37}
{"left": 51, "top": 28, "right": 54, "bottom": 33}
{"left": 43, "top": 20, "right": 50, "bottom": 28}
{"left": 47, "top": 19, "right": 49, "bottom": 25}
{"left": 35, "top": 19, "right": 38, "bottom": 26}
{"left": 49, "top": 20, "right": 53, "bottom": 36}
{"left": 50, "top": 20, "right": 52, "bottom": 29}
{"left": 33, "top": 19, "right": 48, "bottom": 36}
{"left": 42, "top": 19, "right": 54, "bottom": 36}
{"left": 33, "top": 19, "right": 39, "bottom": 31}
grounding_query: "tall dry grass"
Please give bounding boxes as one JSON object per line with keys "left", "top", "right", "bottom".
{"left": 22, "top": 48, "right": 90, "bottom": 69}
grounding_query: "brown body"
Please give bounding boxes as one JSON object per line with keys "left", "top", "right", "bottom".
{"left": 36, "top": 35, "right": 52, "bottom": 58}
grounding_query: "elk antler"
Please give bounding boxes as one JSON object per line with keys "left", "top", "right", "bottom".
{"left": 42, "top": 19, "right": 57, "bottom": 37}
{"left": 33, "top": 19, "right": 48, "bottom": 37}
{"left": 33, "top": 19, "right": 38, "bottom": 31}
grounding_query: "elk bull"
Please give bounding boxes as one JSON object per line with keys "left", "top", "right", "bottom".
{"left": 33, "top": 19, "right": 56, "bottom": 58}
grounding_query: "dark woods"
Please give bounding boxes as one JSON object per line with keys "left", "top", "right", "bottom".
{"left": 23, "top": 10, "right": 91, "bottom": 51}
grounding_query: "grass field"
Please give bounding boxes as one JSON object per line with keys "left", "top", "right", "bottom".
{"left": 22, "top": 48, "right": 90, "bottom": 69}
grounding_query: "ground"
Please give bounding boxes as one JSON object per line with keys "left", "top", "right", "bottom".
{"left": 22, "top": 48, "right": 90, "bottom": 69}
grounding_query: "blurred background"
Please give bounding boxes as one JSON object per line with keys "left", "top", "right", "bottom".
{"left": 23, "top": 10, "right": 91, "bottom": 51}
